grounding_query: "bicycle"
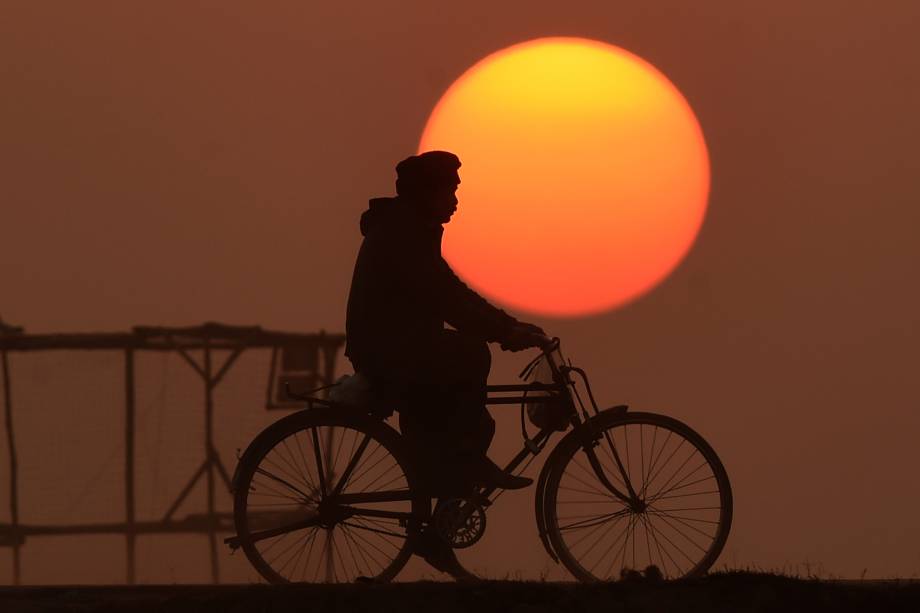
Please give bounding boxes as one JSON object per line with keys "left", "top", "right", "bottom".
{"left": 224, "top": 337, "right": 732, "bottom": 583}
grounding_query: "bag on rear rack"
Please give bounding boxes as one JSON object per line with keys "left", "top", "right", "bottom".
{"left": 328, "top": 372, "right": 373, "bottom": 409}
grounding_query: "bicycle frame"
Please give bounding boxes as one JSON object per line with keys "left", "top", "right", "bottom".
{"left": 230, "top": 338, "right": 732, "bottom": 583}
{"left": 483, "top": 339, "right": 639, "bottom": 507}
{"left": 227, "top": 340, "right": 640, "bottom": 552}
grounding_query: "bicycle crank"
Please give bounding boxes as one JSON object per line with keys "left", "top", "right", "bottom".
{"left": 432, "top": 498, "right": 487, "bottom": 549}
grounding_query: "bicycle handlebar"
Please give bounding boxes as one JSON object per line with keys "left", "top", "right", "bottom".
{"left": 537, "top": 334, "right": 559, "bottom": 353}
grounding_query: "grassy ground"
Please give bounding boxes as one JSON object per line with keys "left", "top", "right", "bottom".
{"left": 2, "top": 573, "right": 920, "bottom": 613}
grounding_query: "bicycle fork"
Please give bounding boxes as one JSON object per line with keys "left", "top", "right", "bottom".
{"left": 580, "top": 413, "right": 644, "bottom": 511}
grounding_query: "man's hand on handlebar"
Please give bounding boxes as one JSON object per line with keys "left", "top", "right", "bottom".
{"left": 500, "top": 321, "right": 551, "bottom": 352}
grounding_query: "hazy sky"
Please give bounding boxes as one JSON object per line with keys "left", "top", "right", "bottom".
{"left": 2, "top": 1, "right": 919, "bottom": 581}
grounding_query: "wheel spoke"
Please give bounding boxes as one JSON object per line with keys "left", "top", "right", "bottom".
{"left": 558, "top": 482, "right": 616, "bottom": 498}
{"left": 341, "top": 518, "right": 409, "bottom": 540}
{"left": 645, "top": 426, "right": 659, "bottom": 489}
{"left": 563, "top": 460, "right": 618, "bottom": 499}
{"left": 260, "top": 452, "right": 310, "bottom": 493}
{"left": 558, "top": 497, "right": 625, "bottom": 504}
{"left": 652, "top": 489, "right": 720, "bottom": 502}
{"left": 641, "top": 505, "right": 653, "bottom": 573}
{"left": 640, "top": 513, "right": 682, "bottom": 577}
{"left": 609, "top": 514, "right": 636, "bottom": 576}
{"left": 576, "top": 451, "right": 630, "bottom": 492}
{"left": 640, "top": 430, "right": 674, "bottom": 497}
{"left": 345, "top": 441, "right": 389, "bottom": 489}
{"left": 647, "top": 475, "right": 716, "bottom": 505}
{"left": 279, "top": 437, "right": 314, "bottom": 492}
{"left": 343, "top": 518, "right": 398, "bottom": 562}
{"left": 649, "top": 506, "right": 719, "bottom": 526}
{"left": 341, "top": 523, "right": 386, "bottom": 569}
{"left": 648, "top": 508, "right": 716, "bottom": 541}
{"left": 294, "top": 430, "right": 318, "bottom": 493}
{"left": 652, "top": 505, "right": 721, "bottom": 512}
{"left": 623, "top": 425, "right": 632, "bottom": 488}
{"left": 639, "top": 424, "right": 646, "bottom": 494}
{"left": 258, "top": 527, "right": 296, "bottom": 559}
{"left": 558, "top": 509, "right": 630, "bottom": 532}
{"left": 551, "top": 415, "right": 731, "bottom": 582}
{"left": 645, "top": 509, "right": 708, "bottom": 554}
{"left": 332, "top": 529, "right": 350, "bottom": 582}
{"left": 360, "top": 459, "right": 403, "bottom": 493}
{"left": 565, "top": 511, "right": 624, "bottom": 552}
{"left": 331, "top": 432, "right": 372, "bottom": 495}
{"left": 238, "top": 420, "right": 415, "bottom": 583}
{"left": 247, "top": 514, "right": 321, "bottom": 544}
{"left": 641, "top": 438, "right": 685, "bottom": 498}
{"left": 580, "top": 514, "right": 630, "bottom": 572}
{"left": 339, "top": 524, "right": 368, "bottom": 576}
{"left": 253, "top": 466, "right": 313, "bottom": 502}
{"left": 308, "top": 427, "right": 327, "bottom": 497}
{"left": 267, "top": 529, "right": 311, "bottom": 571}
{"left": 645, "top": 450, "right": 701, "bottom": 503}
{"left": 279, "top": 529, "right": 311, "bottom": 577}
{"left": 294, "top": 528, "right": 321, "bottom": 581}
{"left": 331, "top": 427, "right": 348, "bottom": 481}
{"left": 249, "top": 478, "right": 308, "bottom": 505}
{"left": 291, "top": 530, "right": 316, "bottom": 576}
{"left": 585, "top": 513, "right": 632, "bottom": 575}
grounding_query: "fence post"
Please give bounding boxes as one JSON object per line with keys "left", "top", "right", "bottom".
{"left": 124, "top": 348, "right": 136, "bottom": 584}
{"left": 2, "top": 347, "right": 20, "bottom": 585}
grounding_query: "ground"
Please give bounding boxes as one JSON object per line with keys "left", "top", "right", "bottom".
{"left": 1, "top": 573, "right": 919, "bottom": 613}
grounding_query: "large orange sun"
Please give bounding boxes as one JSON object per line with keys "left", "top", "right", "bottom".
{"left": 419, "top": 37, "right": 709, "bottom": 317}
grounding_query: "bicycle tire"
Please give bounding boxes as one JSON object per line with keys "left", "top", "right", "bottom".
{"left": 232, "top": 408, "right": 427, "bottom": 584}
{"left": 543, "top": 411, "right": 732, "bottom": 582}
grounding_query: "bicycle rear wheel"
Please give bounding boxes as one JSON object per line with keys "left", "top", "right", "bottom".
{"left": 544, "top": 411, "right": 732, "bottom": 582}
{"left": 232, "top": 408, "right": 426, "bottom": 583}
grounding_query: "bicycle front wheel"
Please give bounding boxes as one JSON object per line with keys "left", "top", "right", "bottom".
{"left": 233, "top": 408, "right": 426, "bottom": 584}
{"left": 544, "top": 411, "right": 732, "bottom": 582}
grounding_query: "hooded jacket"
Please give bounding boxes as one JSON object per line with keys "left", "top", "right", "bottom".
{"left": 345, "top": 197, "right": 517, "bottom": 378}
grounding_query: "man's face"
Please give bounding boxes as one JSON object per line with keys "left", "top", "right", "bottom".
{"left": 428, "top": 181, "right": 460, "bottom": 224}
{"left": 411, "top": 169, "right": 460, "bottom": 224}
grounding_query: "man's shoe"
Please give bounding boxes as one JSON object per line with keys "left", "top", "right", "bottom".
{"left": 475, "top": 457, "right": 533, "bottom": 490}
{"left": 412, "top": 529, "right": 477, "bottom": 581}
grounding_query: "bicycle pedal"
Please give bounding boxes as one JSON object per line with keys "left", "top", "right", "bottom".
{"left": 224, "top": 535, "right": 241, "bottom": 550}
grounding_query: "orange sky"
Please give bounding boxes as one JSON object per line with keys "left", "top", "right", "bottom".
{"left": 1, "top": 1, "right": 919, "bottom": 582}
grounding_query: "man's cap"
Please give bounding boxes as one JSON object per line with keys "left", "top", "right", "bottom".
{"left": 395, "top": 150, "right": 461, "bottom": 195}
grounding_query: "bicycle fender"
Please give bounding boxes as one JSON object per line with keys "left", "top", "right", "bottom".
{"left": 582, "top": 405, "right": 629, "bottom": 438}
{"left": 229, "top": 408, "right": 312, "bottom": 495}
{"left": 230, "top": 406, "right": 409, "bottom": 493}
{"left": 533, "top": 450, "right": 559, "bottom": 563}
{"left": 533, "top": 405, "right": 629, "bottom": 563}
{"left": 556, "top": 405, "right": 630, "bottom": 455}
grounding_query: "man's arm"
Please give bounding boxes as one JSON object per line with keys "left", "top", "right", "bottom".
{"left": 435, "top": 257, "right": 545, "bottom": 349}
{"left": 380, "top": 230, "right": 545, "bottom": 350}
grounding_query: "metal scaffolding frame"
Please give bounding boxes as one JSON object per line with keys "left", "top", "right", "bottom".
{"left": 0, "top": 321, "right": 344, "bottom": 584}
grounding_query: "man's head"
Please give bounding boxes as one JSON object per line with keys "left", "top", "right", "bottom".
{"left": 395, "top": 150, "right": 461, "bottom": 224}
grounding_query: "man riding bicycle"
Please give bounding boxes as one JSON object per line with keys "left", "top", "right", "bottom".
{"left": 344, "top": 151, "right": 546, "bottom": 571}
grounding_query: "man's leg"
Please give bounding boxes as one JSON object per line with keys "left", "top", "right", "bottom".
{"left": 397, "top": 331, "right": 492, "bottom": 496}
{"left": 399, "top": 331, "right": 530, "bottom": 495}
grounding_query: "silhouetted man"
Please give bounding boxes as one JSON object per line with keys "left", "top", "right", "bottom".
{"left": 345, "top": 151, "right": 546, "bottom": 498}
